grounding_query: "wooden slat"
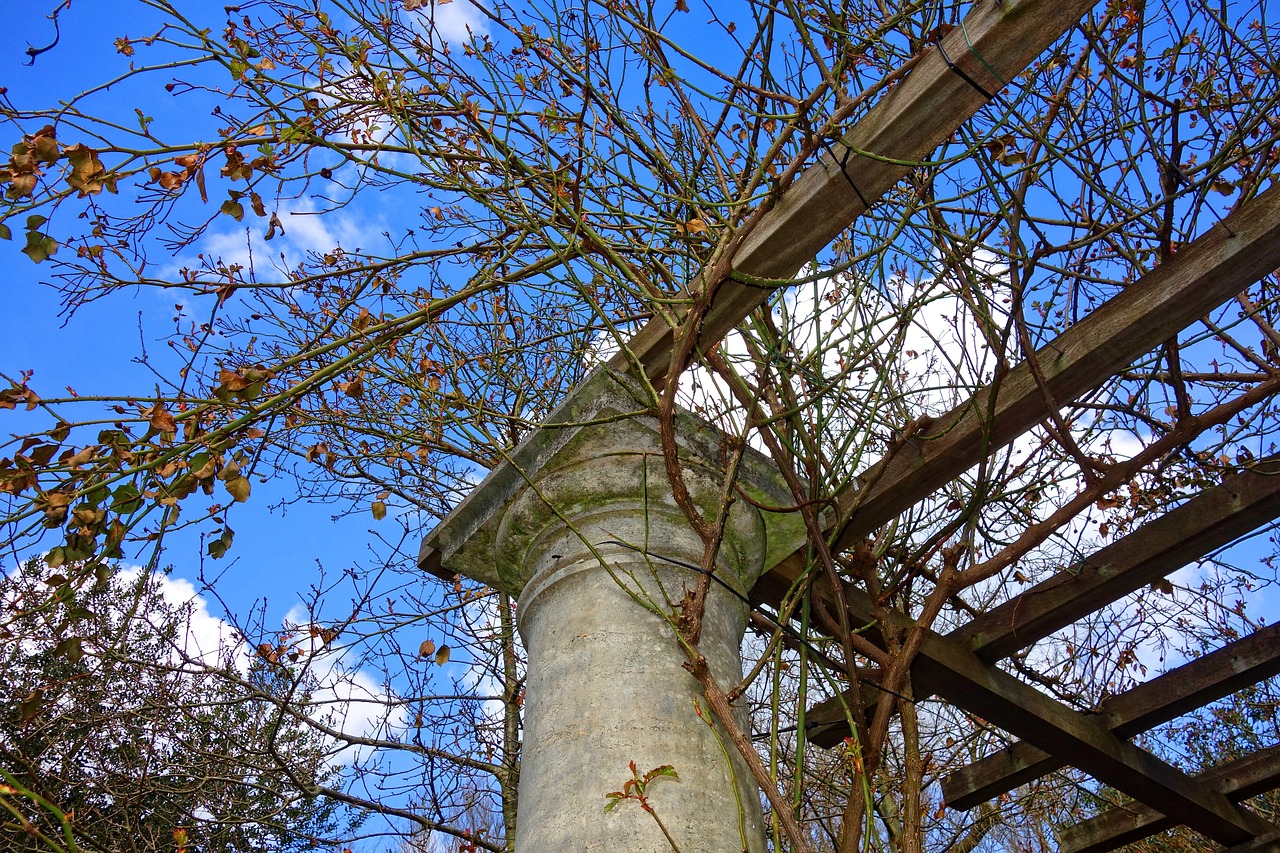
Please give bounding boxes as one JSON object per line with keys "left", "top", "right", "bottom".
{"left": 752, "top": 184, "right": 1280, "bottom": 610}
{"left": 804, "top": 694, "right": 874, "bottom": 749}
{"left": 612, "top": 0, "right": 1096, "bottom": 383}
{"left": 942, "top": 622, "right": 1280, "bottom": 809}
{"left": 955, "top": 460, "right": 1280, "bottom": 662}
{"left": 805, "top": 462, "right": 1280, "bottom": 748}
{"left": 823, "top": 581, "right": 1269, "bottom": 844}
{"left": 1060, "top": 745, "right": 1280, "bottom": 853}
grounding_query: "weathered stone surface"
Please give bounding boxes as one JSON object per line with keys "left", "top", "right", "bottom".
{"left": 418, "top": 366, "right": 805, "bottom": 592}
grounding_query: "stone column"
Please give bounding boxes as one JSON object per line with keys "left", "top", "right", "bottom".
{"left": 420, "top": 369, "right": 803, "bottom": 853}
{"left": 497, "top": 419, "right": 767, "bottom": 852}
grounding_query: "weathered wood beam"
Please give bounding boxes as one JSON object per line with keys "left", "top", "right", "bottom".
{"left": 821, "top": 581, "right": 1271, "bottom": 845}
{"left": 941, "top": 621, "right": 1280, "bottom": 809}
{"left": 804, "top": 691, "right": 875, "bottom": 749}
{"left": 954, "top": 459, "right": 1280, "bottom": 662}
{"left": 805, "top": 461, "right": 1280, "bottom": 747}
{"left": 612, "top": 0, "right": 1096, "bottom": 384}
{"left": 752, "top": 184, "right": 1280, "bottom": 611}
{"left": 1059, "top": 745, "right": 1280, "bottom": 853}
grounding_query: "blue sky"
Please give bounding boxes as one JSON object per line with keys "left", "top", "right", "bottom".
{"left": 0, "top": 3, "right": 423, "bottom": 622}
{"left": 4, "top": 0, "right": 1277, "bottom": 702}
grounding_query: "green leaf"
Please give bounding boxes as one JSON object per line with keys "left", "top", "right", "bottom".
{"left": 220, "top": 199, "right": 245, "bottom": 221}
{"left": 19, "top": 689, "right": 44, "bottom": 723}
{"left": 645, "top": 765, "right": 678, "bottom": 782}
{"left": 371, "top": 500, "right": 387, "bottom": 520}
{"left": 434, "top": 644, "right": 450, "bottom": 666}
{"left": 54, "top": 637, "right": 84, "bottom": 664}
{"left": 208, "top": 526, "right": 235, "bottom": 559}
{"left": 21, "top": 230, "right": 58, "bottom": 263}
{"left": 25, "top": 214, "right": 48, "bottom": 230}
{"left": 110, "top": 483, "right": 143, "bottom": 514}
{"left": 224, "top": 475, "right": 251, "bottom": 503}
{"left": 0, "top": 222, "right": 11, "bottom": 240}
{"left": 83, "top": 483, "right": 109, "bottom": 507}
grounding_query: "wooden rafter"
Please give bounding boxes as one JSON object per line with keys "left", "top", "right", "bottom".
{"left": 941, "top": 621, "right": 1280, "bottom": 809}
{"left": 1059, "top": 745, "right": 1280, "bottom": 853}
{"left": 610, "top": 0, "right": 1097, "bottom": 384}
{"left": 624, "top": 40, "right": 1280, "bottom": 851}
{"left": 809, "top": 579, "right": 1277, "bottom": 845}
{"left": 696, "top": 86, "right": 1280, "bottom": 849}
{"left": 752, "top": 184, "right": 1280, "bottom": 609}
{"left": 954, "top": 459, "right": 1280, "bottom": 663}
{"left": 1226, "top": 830, "right": 1280, "bottom": 852}
{"left": 807, "top": 458, "right": 1280, "bottom": 748}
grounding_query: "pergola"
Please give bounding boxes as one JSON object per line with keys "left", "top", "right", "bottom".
{"left": 419, "top": 0, "right": 1280, "bottom": 848}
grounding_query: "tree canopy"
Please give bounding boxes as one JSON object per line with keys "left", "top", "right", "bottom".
{"left": 0, "top": 560, "right": 357, "bottom": 852}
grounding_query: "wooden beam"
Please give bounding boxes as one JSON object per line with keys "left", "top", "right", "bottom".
{"left": 1100, "top": 626, "right": 1280, "bottom": 738}
{"left": 821, "top": 188, "right": 1280, "bottom": 555}
{"left": 823, "top": 582, "right": 1270, "bottom": 844}
{"left": 804, "top": 692, "right": 874, "bottom": 750}
{"left": 1059, "top": 745, "right": 1280, "bottom": 853}
{"left": 957, "top": 458, "right": 1280, "bottom": 663}
{"left": 941, "top": 622, "right": 1280, "bottom": 809}
{"left": 751, "top": 184, "right": 1280, "bottom": 610}
{"left": 805, "top": 461, "right": 1280, "bottom": 747}
{"left": 613, "top": 0, "right": 1097, "bottom": 383}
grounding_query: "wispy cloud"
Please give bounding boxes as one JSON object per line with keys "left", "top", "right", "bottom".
{"left": 192, "top": 198, "right": 389, "bottom": 282}
{"left": 404, "top": 0, "right": 489, "bottom": 43}
{"left": 282, "top": 602, "right": 408, "bottom": 765}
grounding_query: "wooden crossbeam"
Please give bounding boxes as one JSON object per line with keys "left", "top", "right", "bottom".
{"left": 1059, "top": 745, "right": 1280, "bottom": 853}
{"left": 942, "top": 621, "right": 1280, "bottom": 809}
{"left": 612, "top": 0, "right": 1096, "bottom": 384}
{"left": 752, "top": 184, "right": 1280, "bottom": 610}
{"left": 819, "top": 581, "right": 1272, "bottom": 845}
{"left": 955, "top": 459, "right": 1280, "bottom": 663}
{"left": 805, "top": 461, "right": 1280, "bottom": 748}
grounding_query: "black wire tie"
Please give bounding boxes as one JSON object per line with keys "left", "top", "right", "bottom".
{"left": 937, "top": 40, "right": 997, "bottom": 102}
{"left": 824, "top": 139, "right": 871, "bottom": 210}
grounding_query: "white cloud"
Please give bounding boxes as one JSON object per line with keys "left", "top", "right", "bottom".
{"left": 405, "top": 0, "right": 489, "bottom": 44}
{"left": 104, "top": 570, "right": 404, "bottom": 766}
{"left": 116, "top": 565, "right": 242, "bottom": 668}
{"left": 189, "top": 198, "right": 388, "bottom": 283}
{"left": 281, "top": 604, "right": 408, "bottom": 764}
{"left": 585, "top": 256, "right": 1015, "bottom": 463}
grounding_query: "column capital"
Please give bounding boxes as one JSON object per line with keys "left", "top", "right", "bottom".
{"left": 420, "top": 367, "right": 803, "bottom": 596}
